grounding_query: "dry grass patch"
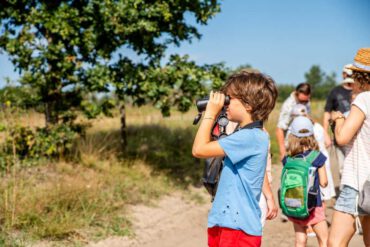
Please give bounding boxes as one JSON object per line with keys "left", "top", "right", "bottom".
{"left": 0, "top": 158, "right": 173, "bottom": 246}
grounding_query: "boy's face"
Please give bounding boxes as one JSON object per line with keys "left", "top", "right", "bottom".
{"left": 225, "top": 96, "right": 251, "bottom": 122}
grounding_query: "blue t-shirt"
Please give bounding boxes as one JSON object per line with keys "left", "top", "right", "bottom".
{"left": 208, "top": 128, "right": 269, "bottom": 236}
{"left": 282, "top": 150, "right": 327, "bottom": 206}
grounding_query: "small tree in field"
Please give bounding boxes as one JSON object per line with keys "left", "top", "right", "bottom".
{"left": 304, "top": 65, "right": 337, "bottom": 100}
{"left": 0, "top": 0, "right": 225, "bottom": 148}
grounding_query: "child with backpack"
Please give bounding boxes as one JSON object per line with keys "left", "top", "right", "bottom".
{"left": 280, "top": 116, "right": 329, "bottom": 247}
{"left": 192, "top": 71, "right": 278, "bottom": 247}
{"left": 290, "top": 104, "right": 336, "bottom": 201}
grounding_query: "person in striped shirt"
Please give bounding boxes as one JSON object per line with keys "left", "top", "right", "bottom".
{"left": 328, "top": 48, "right": 370, "bottom": 247}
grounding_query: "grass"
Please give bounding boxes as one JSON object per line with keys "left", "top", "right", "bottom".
{"left": 0, "top": 101, "right": 326, "bottom": 246}
{"left": 0, "top": 105, "right": 200, "bottom": 246}
{"left": 0, "top": 159, "right": 173, "bottom": 246}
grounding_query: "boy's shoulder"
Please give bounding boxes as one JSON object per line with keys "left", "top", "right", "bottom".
{"left": 231, "top": 128, "right": 268, "bottom": 142}
{"left": 219, "top": 129, "right": 268, "bottom": 165}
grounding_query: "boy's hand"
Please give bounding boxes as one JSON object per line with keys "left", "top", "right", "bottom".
{"left": 205, "top": 91, "right": 225, "bottom": 118}
{"left": 266, "top": 197, "right": 278, "bottom": 220}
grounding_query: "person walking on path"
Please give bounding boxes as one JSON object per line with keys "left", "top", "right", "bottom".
{"left": 322, "top": 64, "right": 354, "bottom": 178}
{"left": 283, "top": 116, "right": 329, "bottom": 247}
{"left": 290, "top": 104, "right": 336, "bottom": 201}
{"left": 328, "top": 48, "right": 370, "bottom": 247}
{"left": 276, "top": 83, "right": 311, "bottom": 162}
{"left": 192, "top": 71, "right": 278, "bottom": 247}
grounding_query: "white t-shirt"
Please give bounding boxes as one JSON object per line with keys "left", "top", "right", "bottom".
{"left": 277, "top": 93, "right": 311, "bottom": 131}
{"left": 341, "top": 91, "right": 370, "bottom": 191}
{"left": 313, "top": 123, "right": 336, "bottom": 199}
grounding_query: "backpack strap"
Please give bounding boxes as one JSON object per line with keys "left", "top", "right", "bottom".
{"left": 305, "top": 150, "right": 320, "bottom": 164}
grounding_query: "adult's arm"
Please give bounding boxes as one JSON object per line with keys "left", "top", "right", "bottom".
{"left": 276, "top": 98, "right": 292, "bottom": 161}
{"left": 318, "top": 165, "right": 328, "bottom": 188}
{"left": 322, "top": 112, "right": 332, "bottom": 148}
{"left": 323, "top": 89, "right": 335, "bottom": 148}
{"left": 276, "top": 127, "right": 286, "bottom": 161}
{"left": 332, "top": 105, "right": 365, "bottom": 146}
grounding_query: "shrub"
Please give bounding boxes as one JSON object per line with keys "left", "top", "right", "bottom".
{"left": 0, "top": 124, "right": 78, "bottom": 168}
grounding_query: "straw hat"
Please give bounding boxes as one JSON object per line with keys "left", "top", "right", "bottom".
{"left": 348, "top": 48, "right": 370, "bottom": 72}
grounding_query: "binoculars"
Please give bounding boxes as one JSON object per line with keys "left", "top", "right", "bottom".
{"left": 193, "top": 95, "right": 230, "bottom": 126}
{"left": 195, "top": 95, "right": 230, "bottom": 112}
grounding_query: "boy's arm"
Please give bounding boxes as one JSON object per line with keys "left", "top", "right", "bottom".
{"left": 192, "top": 92, "right": 226, "bottom": 158}
{"left": 262, "top": 172, "right": 278, "bottom": 220}
{"left": 192, "top": 119, "right": 225, "bottom": 158}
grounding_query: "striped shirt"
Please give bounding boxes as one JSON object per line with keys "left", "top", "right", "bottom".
{"left": 341, "top": 92, "right": 370, "bottom": 191}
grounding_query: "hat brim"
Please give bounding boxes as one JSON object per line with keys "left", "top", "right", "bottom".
{"left": 342, "top": 78, "right": 354, "bottom": 84}
{"left": 347, "top": 64, "right": 370, "bottom": 73}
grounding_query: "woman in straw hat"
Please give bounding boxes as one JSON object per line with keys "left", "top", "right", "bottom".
{"left": 328, "top": 48, "right": 370, "bottom": 247}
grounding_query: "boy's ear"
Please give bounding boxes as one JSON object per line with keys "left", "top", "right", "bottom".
{"left": 245, "top": 104, "right": 252, "bottom": 112}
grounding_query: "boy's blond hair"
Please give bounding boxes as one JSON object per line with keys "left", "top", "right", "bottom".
{"left": 221, "top": 71, "right": 278, "bottom": 121}
{"left": 286, "top": 134, "right": 319, "bottom": 157}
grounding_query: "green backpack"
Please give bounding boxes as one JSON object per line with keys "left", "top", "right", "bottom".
{"left": 279, "top": 151, "right": 319, "bottom": 219}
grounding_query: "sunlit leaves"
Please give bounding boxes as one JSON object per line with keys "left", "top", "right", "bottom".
{"left": 0, "top": 0, "right": 221, "bottom": 125}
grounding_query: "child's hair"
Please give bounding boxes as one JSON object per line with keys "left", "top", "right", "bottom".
{"left": 353, "top": 70, "right": 370, "bottom": 94}
{"left": 220, "top": 71, "right": 278, "bottom": 121}
{"left": 286, "top": 134, "right": 319, "bottom": 157}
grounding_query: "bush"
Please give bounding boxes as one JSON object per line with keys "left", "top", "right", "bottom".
{"left": 277, "top": 84, "right": 295, "bottom": 102}
{"left": 0, "top": 124, "right": 78, "bottom": 168}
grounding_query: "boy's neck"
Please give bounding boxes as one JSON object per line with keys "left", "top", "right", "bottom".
{"left": 239, "top": 115, "right": 253, "bottom": 128}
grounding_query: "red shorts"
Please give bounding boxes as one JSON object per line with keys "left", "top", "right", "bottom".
{"left": 208, "top": 227, "right": 261, "bottom": 247}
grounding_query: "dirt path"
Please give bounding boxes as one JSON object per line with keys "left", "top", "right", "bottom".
{"left": 90, "top": 148, "right": 364, "bottom": 247}
{"left": 88, "top": 190, "right": 211, "bottom": 247}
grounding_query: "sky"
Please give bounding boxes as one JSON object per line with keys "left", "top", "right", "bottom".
{"left": 1, "top": 0, "right": 369, "bottom": 87}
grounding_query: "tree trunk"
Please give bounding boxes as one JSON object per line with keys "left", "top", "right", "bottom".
{"left": 120, "top": 103, "right": 127, "bottom": 151}
{"left": 45, "top": 101, "right": 58, "bottom": 127}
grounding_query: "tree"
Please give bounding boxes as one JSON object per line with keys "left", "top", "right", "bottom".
{"left": 112, "top": 54, "right": 228, "bottom": 147}
{"left": 277, "top": 84, "right": 295, "bottom": 102}
{"left": 304, "top": 65, "right": 337, "bottom": 100}
{"left": 304, "top": 65, "right": 324, "bottom": 92}
{"left": 0, "top": 0, "right": 222, "bottom": 133}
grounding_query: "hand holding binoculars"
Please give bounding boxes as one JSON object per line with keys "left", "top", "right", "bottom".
{"left": 193, "top": 95, "right": 230, "bottom": 127}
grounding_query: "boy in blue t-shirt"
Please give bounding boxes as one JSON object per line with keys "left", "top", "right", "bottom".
{"left": 192, "top": 71, "right": 278, "bottom": 247}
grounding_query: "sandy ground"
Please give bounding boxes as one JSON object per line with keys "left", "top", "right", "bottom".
{"left": 88, "top": 147, "right": 365, "bottom": 247}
